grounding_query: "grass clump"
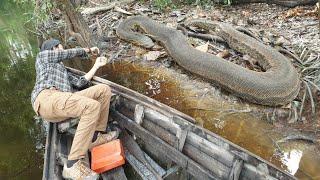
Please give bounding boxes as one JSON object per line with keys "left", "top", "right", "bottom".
{"left": 153, "top": 0, "right": 174, "bottom": 10}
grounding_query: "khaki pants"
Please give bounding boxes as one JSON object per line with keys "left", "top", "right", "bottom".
{"left": 33, "top": 84, "right": 112, "bottom": 160}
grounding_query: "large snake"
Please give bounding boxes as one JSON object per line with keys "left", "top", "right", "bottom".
{"left": 231, "top": 0, "right": 317, "bottom": 7}
{"left": 116, "top": 16, "right": 300, "bottom": 106}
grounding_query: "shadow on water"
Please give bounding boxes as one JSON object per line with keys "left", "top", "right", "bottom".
{"left": 0, "top": 1, "right": 45, "bottom": 179}
{"left": 74, "top": 59, "right": 320, "bottom": 179}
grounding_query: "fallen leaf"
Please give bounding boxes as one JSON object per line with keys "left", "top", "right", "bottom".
{"left": 216, "top": 50, "right": 230, "bottom": 58}
{"left": 159, "top": 51, "right": 167, "bottom": 58}
{"left": 195, "top": 42, "right": 209, "bottom": 52}
{"left": 152, "top": 44, "right": 163, "bottom": 51}
{"left": 143, "top": 51, "right": 162, "bottom": 61}
{"left": 135, "top": 48, "right": 147, "bottom": 58}
{"left": 283, "top": 6, "right": 318, "bottom": 19}
{"left": 170, "top": 10, "right": 181, "bottom": 17}
{"left": 275, "top": 36, "right": 290, "bottom": 46}
{"left": 135, "top": 7, "right": 151, "bottom": 12}
{"left": 177, "top": 16, "right": 186, "bottom": 23}
{"left": 243, "top": 54, "right": 251, "bottom": 61}
{"left": 241, "top": 10, "right": 251, "bottom": 17}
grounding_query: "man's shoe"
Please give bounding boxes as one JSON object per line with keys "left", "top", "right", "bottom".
{"left": 62, "top": 159, "right": 99, "bottom": 180}
{"left": 89, "top": 131, "right": 119, "bottom": 150}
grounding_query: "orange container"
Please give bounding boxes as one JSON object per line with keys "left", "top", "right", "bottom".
{"left": 91, "top": 139, "right": 125, "bottom": 173}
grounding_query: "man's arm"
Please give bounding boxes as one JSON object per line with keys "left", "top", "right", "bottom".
{"left": 37, "top": 47, "right": 99, "bottom": 64}
{"left": 84, "top": 57, "right": 109, "bottom": 81}
{"left": 68, "top": 73, "right": 90, "bottom": 90}
{"left": 69, "top": 57, "right": 109, "bottom": 89}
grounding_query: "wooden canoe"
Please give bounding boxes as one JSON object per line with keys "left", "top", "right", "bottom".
{"left": 42, "top": 67, "right": 296, "bottom": 180}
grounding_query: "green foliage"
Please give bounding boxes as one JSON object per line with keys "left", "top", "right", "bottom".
{"left": 223, "top": 0, "right": 232, "bottom": 5}
{"left": 11, "top": 0, "right": 55, "bottom": 29}
{"left": 35, "top": 1, "right": 56, "bottom": 31}
{"left": 153, "top": 0, "right": 174, "bottom": 10}
{"left": 191, "top": 0, "right": 213, "bottom": 6}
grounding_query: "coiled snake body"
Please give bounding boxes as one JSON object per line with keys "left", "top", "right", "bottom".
{"left": 116, "top": 16, "right": 300, "bottom": 106}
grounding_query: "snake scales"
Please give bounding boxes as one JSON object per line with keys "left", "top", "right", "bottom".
{"left": 116, "top": 16, "right": 300, "bottom": 106}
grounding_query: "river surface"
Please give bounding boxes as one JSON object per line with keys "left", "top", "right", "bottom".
{"left": 0, "top": 1, "right": 45, "bottom": 179}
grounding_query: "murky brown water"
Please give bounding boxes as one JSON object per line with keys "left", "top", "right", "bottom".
{"left": 74, "top": 59, "right": 320, "bottom": 179}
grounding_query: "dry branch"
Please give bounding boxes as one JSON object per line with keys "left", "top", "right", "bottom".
{"left": 81, "top": 0, "right": 134, "bottom": 16}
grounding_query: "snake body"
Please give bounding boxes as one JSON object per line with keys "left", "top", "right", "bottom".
{"left": 232, "top": 0, "right": 317, "bottom": 7}
{"left": 116, "top": 16, "right": 300, "bottom": 106}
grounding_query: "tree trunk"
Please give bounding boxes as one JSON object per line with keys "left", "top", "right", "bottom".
{"left": 55, "top": 0, "right": 96, "bottom": 47}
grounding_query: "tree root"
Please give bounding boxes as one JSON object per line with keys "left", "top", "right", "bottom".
{"left": 177, "top": 25, "right": 225, "bottom": 43}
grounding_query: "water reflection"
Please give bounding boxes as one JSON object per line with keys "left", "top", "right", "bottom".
{"left": 0, "top": 1, "right": 45, "bottom": 179}
{"left": 282, "top": 149, "right": 303, "bottom": 175}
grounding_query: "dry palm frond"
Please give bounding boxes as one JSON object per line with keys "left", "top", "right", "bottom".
{"left": 293, "top": 45, "right": 320, "bottom": 121}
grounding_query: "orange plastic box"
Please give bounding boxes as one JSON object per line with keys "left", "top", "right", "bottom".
{"left": 91, "top": 139, "right": 125, "bottom": 173}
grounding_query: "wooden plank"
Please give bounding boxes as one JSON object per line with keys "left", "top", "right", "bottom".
{"left": 228, "top": 159, "right": 243, "bottom": 180}
{"left": 183, "top": 143, "right": 230, "bottom": 179}
{"left": 134, "top": 104, "right": 144, "bottom": 125}
{"left": 101, "top": 167, "right": 127, "bottom": 180}
{"left": 120, "top": 130, "right": 163, "bottom": 179}
{"left": 111, "top": 109, "right": 217, "bottom": 180}
{"left": 241, "top": 164, "right": 278, "bottom": 180}
{"left": 121, "top": 99, "right": 235, "bottom": 167}
{"left": 125, "top": 150, "right": 166, "bottom": 180}
{"left": 142, "top": 119, "right": 178, "bottom": 147}
{"left": 162, "top": 165, "right": 180, "bottom": 179}
{"left": 57, "top": 118, "right": 79, "bottom": 133}
{"left": 142, "top": 118, "right": 230, "bottom": 179}
{"left": 186, "top": 132, "right": 234, "bottom": 167}
{"left": 120, "top": 97, "right": 179, "bottom": 134}
{"left": 42, "top": 122, "right": 56, "bottom": 180}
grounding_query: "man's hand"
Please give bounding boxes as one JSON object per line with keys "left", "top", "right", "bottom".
{"left": 84, "top": 57, "right": 109, "bottom": 81}
{"left": 84, "top": 47, "right": 100, "bottom": 55}
{"left": 93, "top": 57, "right": 110, "bottom": 69}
